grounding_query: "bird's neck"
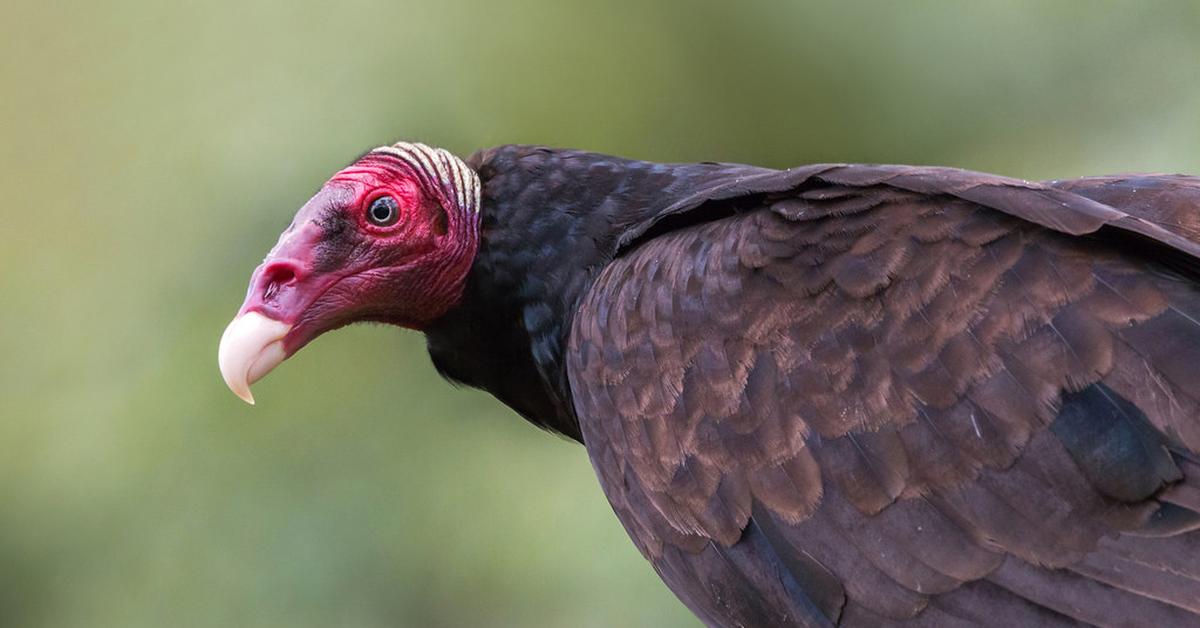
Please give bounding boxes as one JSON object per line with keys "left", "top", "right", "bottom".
{"left": 423, "top": 145, "right": 776, "bottom": 441}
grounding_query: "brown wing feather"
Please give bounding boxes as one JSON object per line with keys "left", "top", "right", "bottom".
{"left": 568, "top": 169, "right": 1200, "bottom": 627}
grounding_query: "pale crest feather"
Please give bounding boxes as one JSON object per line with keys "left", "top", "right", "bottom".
{"left": 370, "top": 142, "right": 481, "bottom": 214}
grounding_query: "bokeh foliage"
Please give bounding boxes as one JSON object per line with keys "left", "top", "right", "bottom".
{"left": 1, "top": 1, "right": 1198, "bottom": 626}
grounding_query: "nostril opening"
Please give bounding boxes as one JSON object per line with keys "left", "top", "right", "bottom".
{"left": 261, "top": 263, "right": 299, "bottom": 300}
{"left": 268, "top": 266, "right": 297, "bottom": 285}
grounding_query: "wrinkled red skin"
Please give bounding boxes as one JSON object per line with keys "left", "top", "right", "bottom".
{"left": 236, "top": 153, "right": 480, "bottom": 357}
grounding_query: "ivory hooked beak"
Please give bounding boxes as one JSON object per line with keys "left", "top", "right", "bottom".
{"left": 218, "top": 312, "right": 293, "bottom": 405}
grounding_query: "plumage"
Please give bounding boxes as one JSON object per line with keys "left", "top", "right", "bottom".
{"left": 484, "top": 148, "right": 1200, "bottom": 626}
{"left": 224, "top": 144, "right": 1200, "bottom": 627}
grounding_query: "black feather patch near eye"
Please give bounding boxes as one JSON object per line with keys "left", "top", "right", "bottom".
{"left": 368, "top": 196, "right": 399, "bottom": 227}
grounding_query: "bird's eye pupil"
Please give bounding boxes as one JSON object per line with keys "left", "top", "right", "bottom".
{"left": 368, "top": 196, "right": 398, "bottom": 226}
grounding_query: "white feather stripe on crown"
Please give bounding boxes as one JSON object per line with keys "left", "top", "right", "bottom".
{"left": 370, "top": 142, "right": 481, "bottom": 214}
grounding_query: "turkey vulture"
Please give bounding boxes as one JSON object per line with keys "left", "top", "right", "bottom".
{"left": 219, "top": 142, "right": 1200, "bottom": 627}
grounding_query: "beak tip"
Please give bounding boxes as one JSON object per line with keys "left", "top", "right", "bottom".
{"left": 233, "top": 385, "right": 256, "bottom": 405}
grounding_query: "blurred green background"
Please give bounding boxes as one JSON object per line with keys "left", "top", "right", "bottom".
{"left": 1, "top": 1, "right": 1198, "bottom": 626}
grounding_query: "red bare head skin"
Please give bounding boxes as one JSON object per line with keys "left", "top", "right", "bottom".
{"left": 218, "top": 143, "right": 481, "bottom": 403}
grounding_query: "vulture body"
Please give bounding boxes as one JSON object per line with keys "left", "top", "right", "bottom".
{"left": 222, "top": 144, "right": 1200, "bottom": 627}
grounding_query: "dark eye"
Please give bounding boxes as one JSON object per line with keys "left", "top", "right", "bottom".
{"left": 367, "top": 196, "right": 399, "bottom": 227}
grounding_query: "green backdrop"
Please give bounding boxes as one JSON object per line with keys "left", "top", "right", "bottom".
{"left": 2, "top": 1, "right": 1198, "bottom": 626}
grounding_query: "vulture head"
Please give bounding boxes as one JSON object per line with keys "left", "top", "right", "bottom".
{"left": 218, "top": 143, "right": 481, "bottom": 403}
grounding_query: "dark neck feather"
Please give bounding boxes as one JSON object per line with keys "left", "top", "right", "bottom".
{"left": 423, "top": 145, "right": 774, "bottom": 441}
